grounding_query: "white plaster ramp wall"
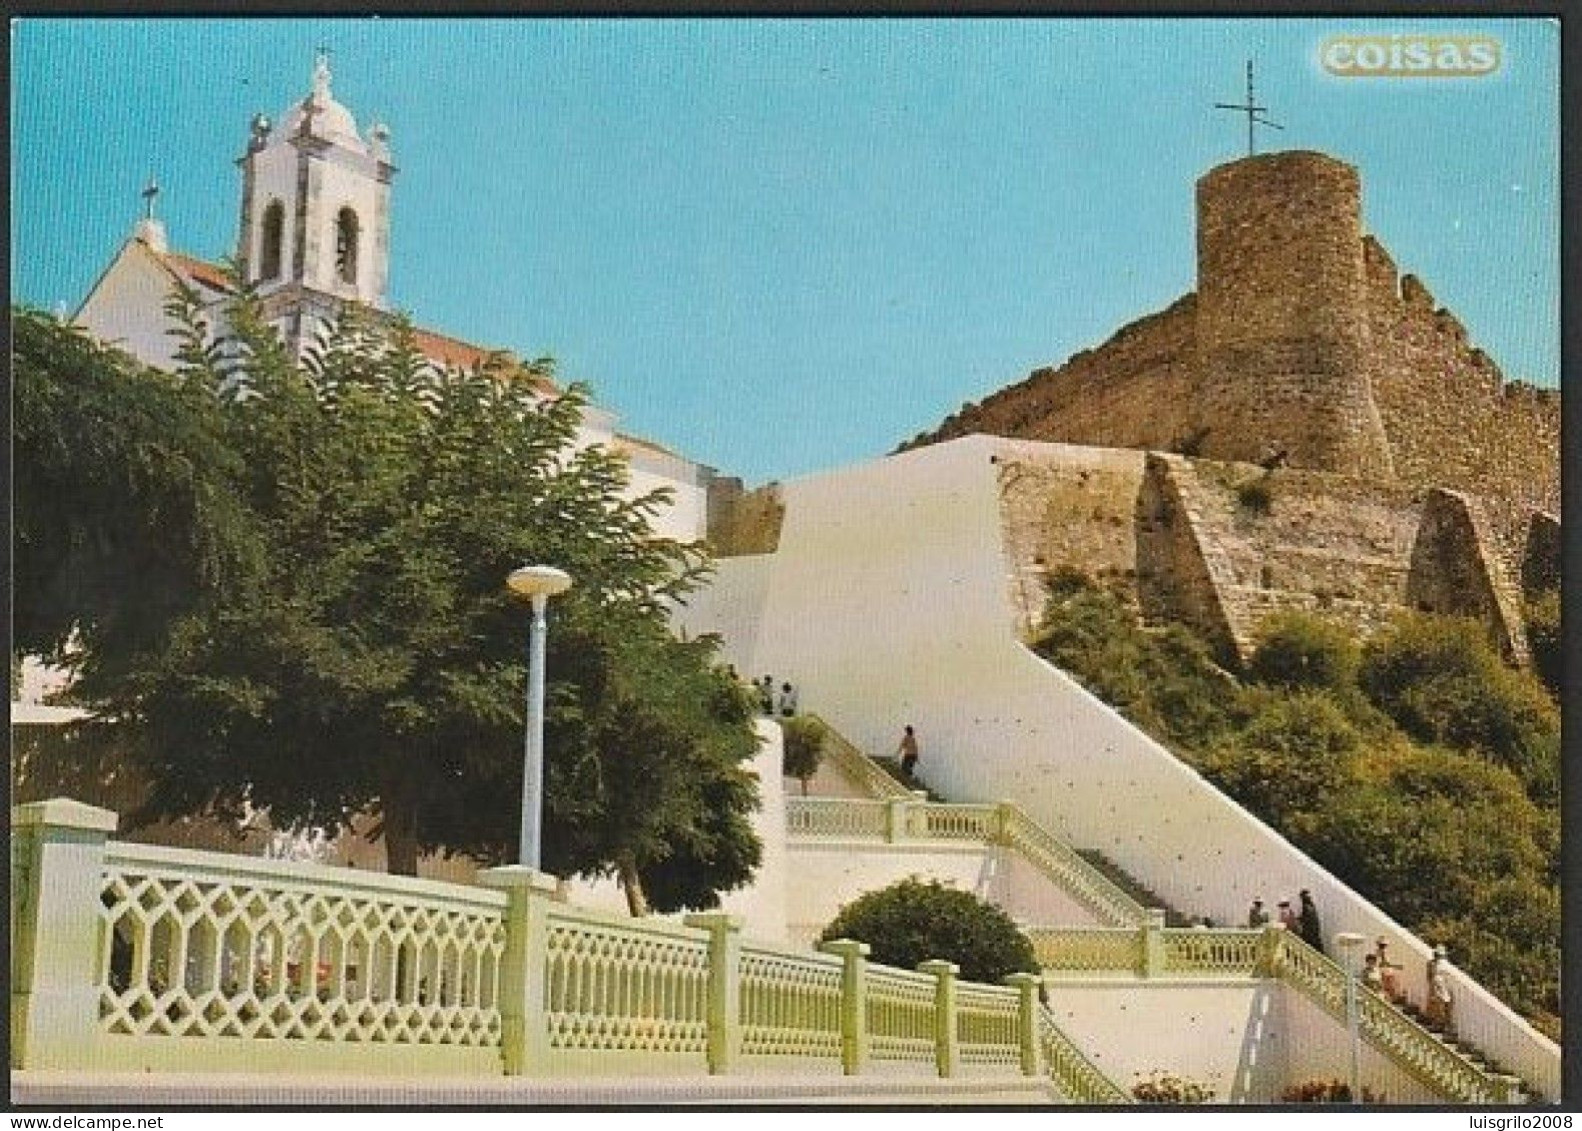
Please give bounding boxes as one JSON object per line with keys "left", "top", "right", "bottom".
{"left": 676, "top": 434, "right": 1558, "bottom": 1100}
{"left": 1047, "top": 980, "right": 1443, "bottom": 1103}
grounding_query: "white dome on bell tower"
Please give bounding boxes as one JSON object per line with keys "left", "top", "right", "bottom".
{"left": 234, "top": 52, "right": 396, "bottom": 315}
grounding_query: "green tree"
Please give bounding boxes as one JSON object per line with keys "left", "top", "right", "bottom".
{"left": 14, "top": 293, "right": 762, "bottom": 911}
{"left": 1195, "top": 692, "right": 1358, "bottom": 833}
{"left": 780, "top": 716, "right": 826, "bottom": 796}
{"left": 818, "top": 877, "right": 1038, "bottom": 984}
{"left": 13, "top": 307, "right": 259, "bottom": 681}
{"left": 1031, "top": 572, "right": 1560, "bottom": 1035}
{"left": 1031, "top": 569, "right": 1242, "bottom": 753}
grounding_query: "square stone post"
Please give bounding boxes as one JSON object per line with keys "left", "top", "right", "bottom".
{"left": 1004, "top": 972, "right": 1044, "bottom": 1076}
{"left": 479, "top": 865, "right": 558, "bottom": 1076}
{"left": 994, "top": 801, "right": 1019, "bottom": 843}
{"left": 685, "top": 912, "right": 743, "bottom": 1075}
{"left": 819, "top": 938, "right": 871, "bottom": 1076}
{"left": 1140, "top": 909, "right": 1167, "bottom": 978}
{"left": 885, "top": 797, "right": 911, "bottom": 842}
{"left": 919, "top": 959, "right": 960, "bottom": 1078}
{"left": 1257, "top": 925, "right": 1285, "bottom": 977}
{"left": 11, "top": 799, "right": 118, "bottom": 1070}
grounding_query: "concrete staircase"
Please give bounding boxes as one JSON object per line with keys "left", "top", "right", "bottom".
{"left": 1072, "top": 849, "right": 1191, "bottom": 927}
{"left": 795, "top": 713, "right": 1538, "bottom": 1104}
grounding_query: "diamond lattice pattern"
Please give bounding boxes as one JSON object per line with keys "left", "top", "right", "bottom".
{"left": 98, "top": 864, "right": 506, "bottom": 1047}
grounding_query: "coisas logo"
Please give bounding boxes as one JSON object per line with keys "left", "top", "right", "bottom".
{"left": 1320, "top": 34, "right": 1502, "bottom": 78}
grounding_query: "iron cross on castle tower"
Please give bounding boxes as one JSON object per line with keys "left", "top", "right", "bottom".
{"left": 1215, "top": 59, "right": 1283, "bottom": 157}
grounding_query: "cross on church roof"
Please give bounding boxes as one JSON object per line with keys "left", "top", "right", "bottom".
{"left": 1214, "top": 59, "right": 1283, "bottom": 157}
{"left": 141, "top": 177, "right": 160, "bottom": 220}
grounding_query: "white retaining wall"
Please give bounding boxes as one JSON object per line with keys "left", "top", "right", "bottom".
{"left": 675, "top": 434, "right": 1558, "bottom": 1100}
{"left": 1047, "top": 980, "right": 1443, "bottom": 1104}
{"left": 784, "top": 838, "right": 1107, "bottom": 948}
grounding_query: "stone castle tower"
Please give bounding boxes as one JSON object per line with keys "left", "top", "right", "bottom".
{"left": 1193, "top": 151, "right": 1394, "bottom": 478}
{"left": 865, "top": 148, "right": 1561, "bottom": 663}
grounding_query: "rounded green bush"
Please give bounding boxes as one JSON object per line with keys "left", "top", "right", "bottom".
{"left": 818, "top": 877, "right": 1039, "bottom": 984}
{"left": 1249, "top": 611, "right": 1360, "bottom": 692}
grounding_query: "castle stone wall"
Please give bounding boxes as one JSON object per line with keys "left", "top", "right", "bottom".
{"left": 992, "top": 441, "right": 1147, "bottom": 637}
{"left": 902, "top": 295, "right": 1199, "bottom": 456}
{"left": 1362, "top": 237, "right": 1560, "bottom": 574}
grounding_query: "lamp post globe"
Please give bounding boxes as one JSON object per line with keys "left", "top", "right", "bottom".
{"left": 506, "top": 565, "right": 572, "bottom": 871}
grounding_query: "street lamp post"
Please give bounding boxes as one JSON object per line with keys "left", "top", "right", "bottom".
{"left": 1335, "top": 931, "right": 1367, "bottom": 1103}
{"left": 506, "top": 565, "right": 572, "bottom": 870}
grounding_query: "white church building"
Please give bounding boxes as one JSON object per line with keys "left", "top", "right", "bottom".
{"left": 72, "top": 54, "right": 714, "bottom": 546}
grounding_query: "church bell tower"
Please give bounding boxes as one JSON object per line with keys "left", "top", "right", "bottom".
{"left": 235, "top": 54, "right": 395, "bottom": 320}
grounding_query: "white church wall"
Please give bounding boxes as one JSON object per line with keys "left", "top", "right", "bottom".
{"left": 672, "top": 433, "right": 1557, "bottom": 1099}
{"left": 74, "top": 243, "right": 187, "bottom": 371}
{"left": 624, "top": 458, "right": 709, "bottom": 544}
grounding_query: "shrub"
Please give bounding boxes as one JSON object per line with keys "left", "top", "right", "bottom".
{"left": 1195, "top": 692, "right": 1357, "bottom": 827}
{"left": 1131, "top": 1072, "right": 1214, "bottom": 1104}
{"left": 1249, "top": 612, "right": 1360, "bottom": 693}
{"left": 1032, "top": 569, "right": 1242, "bottom": 753}
{"left": 1281, "top": 1079, "right": 1384, "bottom": 1103}
{"left": 818, "top": 877, "right": 1038, "bottom": 984}
{"left": 1235, "top": 475, "right": 1274, "bottom": 514}
{"left": 1359, "top": 613, "right": 1559, "bottom": 799}
{"left": 780, "top": 716, "right": 825, "bottom": 796}
{"left": 1524, "top": 588, "right": 1560, "bottom": 700}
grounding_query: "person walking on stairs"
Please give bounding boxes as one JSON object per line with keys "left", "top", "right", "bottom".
{"left": 1298, "top": 889, "right": 1324, "bottom": 954}
{"left": 897, "top": 725, "right": 920, "bottom": 778}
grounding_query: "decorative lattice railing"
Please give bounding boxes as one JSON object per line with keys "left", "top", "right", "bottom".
{"left": 96, "top": 841, "right": 508, "bottom": 1050}
{"left": 801, "top": 714, "right": 914, "bottom": 800}
{"left": 917, "top": 804, "right": 998, "bottom": 841}
{"left": 1037, "top": 1004, "right": 1134, "bottom": 1103}
{"left": 541, "top": 905, "right": 710, "bottom": 1059}
{"left": 1159, "top": 927, "right": 1265, "bottom": 976}
{"left": 1027, "top": 927, "right": 1145, "bottom": 976}
{"left": 787, "top": 792, "right": 1151, "bottom": 929}
{"left": 785, "top": 797, "right": 890, "bottom": 839}
{"left": 997, "top": 808, "right": 1149, "bottom": 927}
{"left": 15, "top": 798, "right": 1130, "bottom": 1097}
{"left": 956, "top": 982, "right": 1022, "bottom": 1071}
{"left": 738, "top": 945, "right": 844, "bottom": 1063}
{"left": 865, "top": 966, "right": 938, "bottom": 1066}
{"left": 1271, "top": 931, "right": 1505, "bottom": 1103}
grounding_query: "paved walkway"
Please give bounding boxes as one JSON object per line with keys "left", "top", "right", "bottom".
{"left": 12, "top": 1071, "right": 1061, "bottom": 1107}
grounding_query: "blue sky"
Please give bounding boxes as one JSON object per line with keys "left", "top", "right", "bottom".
{"left": 13, "top": 18, "right": 1560, "bottom": 485}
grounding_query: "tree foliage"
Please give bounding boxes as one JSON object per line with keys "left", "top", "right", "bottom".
{"left": 12, "top": 293, "right": 761, "bottom": 912}
{"left": 1359, "top": 613, "right": 1559, "bottom": 803}
{"left": 13, "top": 308, "right": 258, "bottom": 680}
{"left": 1248, "top": 611, "right": 1360, "bottom": 694}
{"left": 1523, "top": 588, "right": 1561, "bottom": 700}
{"left": 818, "top": 877, "right": 1039, "bottom": 984}
{"left": 780, "top": 716, "right": 826, "bottom": 796}
{"left": 1030, "top": 570, "right": 1560, "bottom": 1032}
